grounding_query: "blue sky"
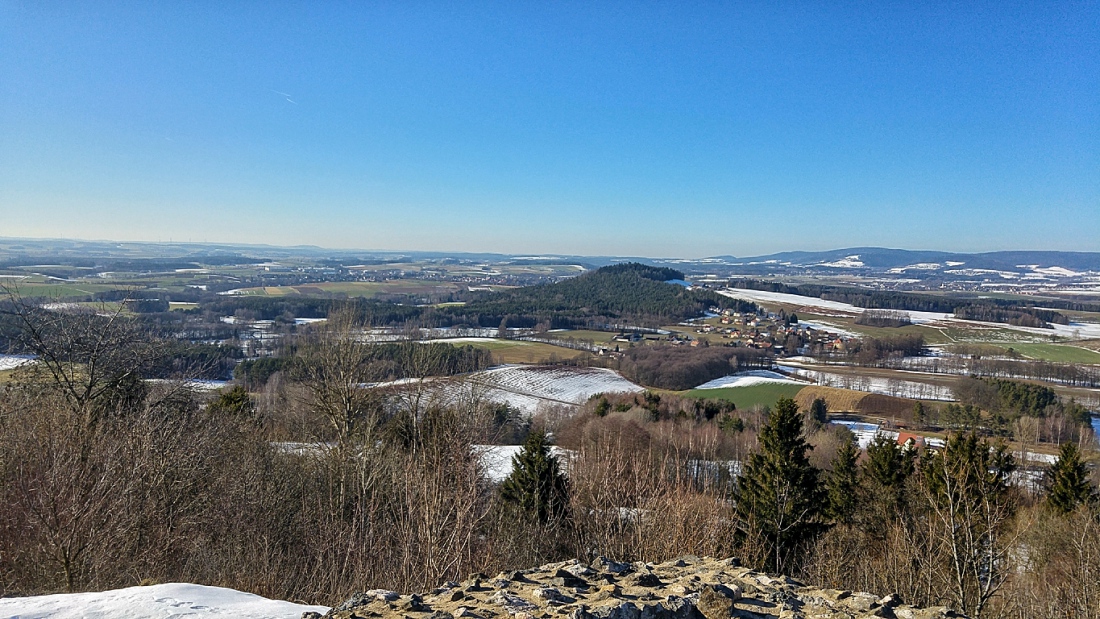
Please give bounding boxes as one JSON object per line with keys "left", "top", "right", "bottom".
{"left": 1, "top": 2, "right": 1097, "bottom": 257}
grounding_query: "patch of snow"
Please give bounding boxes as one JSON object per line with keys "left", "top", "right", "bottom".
{"left": 0, "top": 354, "right": 35, "bottom": 371}
{"left": 1032, "top": 266, "right": 1083, "bottom": 277}
{"left": 779, "top": 364, "right": 955, "bottom": 400}
{"left": 382, "top": 366, "right": 644, "bottom": 417}
{"left": 0, "top": 582, "right": 329, "bottom": 619}
{"left": 818, "top": 255, "right": 864, "bottom": 268}
{"left": 943, "top": 269, "right": 1019, "bottom": 279}
{"left": 145, "top": 379, "right": 229, "bottom": 392}
{"left": 294, "top": 317, "right": 327, "bottom": 325}
{"left": 41, "top": 302, "right": 81, "bottom": 311}
{"left": 717, "top": 289, "right": 862, "bottom": 315}
{"left": 832, "top": 420, "right": 884, "bottom": 449}
{"left": 470, "top": 366, "right": 643, "bottom": 414}
{"left": 887, "top": 263, "right": 942, "bottom": 273}
{"left": 693, "top": 371, "right": 806, "bottom": 390}
{"left": 477, "top": 445, "right": 574, "bottom": 483}
{"left": 794, "top": 319, "right": 862, "bottom": 338}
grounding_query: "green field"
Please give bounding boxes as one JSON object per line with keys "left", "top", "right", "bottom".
{"left": 1008, "top": 343, "right": 1100, "bottom": 364}
{"left": 2, "top": 282, "right": 125, "bottom": 298}
{"left": 456, "top": 339, "right": 585, "bottom": 364}
{"left": 683, "top": 383, "right": 806, "bottom": 410}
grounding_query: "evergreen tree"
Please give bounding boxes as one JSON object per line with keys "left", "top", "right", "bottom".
{"left": 863, "top": 434, "right": 916, "bottom": 514}
{"left": 913, "top": 401, "right": 926, "bottom": 425}
{"left": 1046, "top": 441, "right": 1095, "bottom": 514}
{"left": 826, "top": 438, "right": 860, "bottom": 524}
{"left": 207, "top": 385, "right": 255, "bottom": 420}
{"left": 734, "top": 397, "right": 825, "bottom": 574}
{"left": 500, "top": 429, "right": 570, "bottom": 525}
{"left": 809, "top": 397, "right": 828, "bottom": 425}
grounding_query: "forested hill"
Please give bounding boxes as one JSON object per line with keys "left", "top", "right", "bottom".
{"left": 448, "top": 263, "right": 757, "bottom": 329}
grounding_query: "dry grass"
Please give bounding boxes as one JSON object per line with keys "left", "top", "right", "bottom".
{"left": 794, "top": 386, "right": 915, "bottom": 417}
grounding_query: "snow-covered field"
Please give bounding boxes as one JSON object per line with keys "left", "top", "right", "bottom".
{"left": 0, "top": 583, "right": 328, "bottom": 619}
{"left": 474, "top": 366, "right": 642, "bottom": 406}
{"left": 693, "top": 370, "right": 806, "bottom": 390}
{"left": 778, "top": 363, "right": 954, "bottom": 400}
{"left": 0, "top": 354, "right": 34, "bottom": 371}
{"left": 717, "top": 288, "right": 1100, "bottom": 340}
{"left": 787, "top": 319, "right": 861, "bottom": 338}
{"left": 384, "top": 366, "right": 644, "bottom": 417}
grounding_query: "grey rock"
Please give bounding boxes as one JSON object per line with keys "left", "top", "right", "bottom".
{"left": 490, "top": 591, "right": 537, "bottom": 613}
{"left": 591, "top": 601, "right": 641, "bottom": 619}
{"left": 592, "top": 556, "right": 633, "bottom": 574}
{"left": 696, "top": 586, "right": 735, "bottom": 619}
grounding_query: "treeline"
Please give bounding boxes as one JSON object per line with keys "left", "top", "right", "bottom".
{"left": 954, "top": 304, "right": 1069, "bottom": 327}
{"left": 854, "top": 309, "right": 912, "bottom": 328}
{"left": 199, "top": 296, "right": 423, "bottom": 324}
{"left": 614, "top": 345, "right": 770, "bottom": 391}
{"left": 444, "top": 264, "right": 757, "bottom": 329}
{"left": 846, "top": 334, "right": 925, "bottom": 365}
{"left": 884, "top": 355, "right": 1100, "bottom": 389}
{"left": 729, "top": 279, "right": 1073, "bottom": 327}
{"left": 234, "top": 341, "right": 494, "bottom": 389}
{"left": 947, "top": 376, "right": 1093, "bottom": 436}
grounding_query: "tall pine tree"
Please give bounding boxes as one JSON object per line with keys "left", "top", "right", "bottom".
{"left": 863, "top": 434, "right": 916, "bottom": 516}
{"left": 1046, "top": 441, "right": 1094, "bottom": 514}
{"left": 734, "top": 397, "right": 825, "bottom": 574}
{"left": 500, "top": 429, "right": 570, "bottom": 525}
{"left": 826, "top": 438, "right": 860, "bottom": 524}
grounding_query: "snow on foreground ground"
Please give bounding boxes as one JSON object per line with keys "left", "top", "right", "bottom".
{"left": 0, "top": 583, "right": 329, "bottom": 619}
{"left": 692, "top": 370, "right": 806, "bottom": 390}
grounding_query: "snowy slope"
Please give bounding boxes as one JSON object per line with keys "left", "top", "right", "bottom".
{"left": 692, "top": 370, "right": 806, "bottom": 390}
{"left": 0, "top": 583, "right": 329, "bottom": 619}
{"left": 389, "top": 366, "right": 644, "bottom": 417}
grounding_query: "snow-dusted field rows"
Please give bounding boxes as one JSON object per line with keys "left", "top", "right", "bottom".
{"left": 473, "top": 366, "right": 643, "bottom": 406}
{"left": 693, "top": 370, "right": 807, "bottom": 390}
{"left": 778, "top": 364, "right": 955, "bottom": 401}
{"left": 387, "top": 366, "right": 644, "bottom": 416}
{"left": 0, "top": 582, "right": 328, "bottom": 619}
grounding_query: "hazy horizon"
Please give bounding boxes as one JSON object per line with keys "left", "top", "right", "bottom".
{"left": 4, "top": 233, "right": 1100, "bottom": 262}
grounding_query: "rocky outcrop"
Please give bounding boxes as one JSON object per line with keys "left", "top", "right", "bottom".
{"left": 309, "top": 556, "right": 964, "bottom": 619}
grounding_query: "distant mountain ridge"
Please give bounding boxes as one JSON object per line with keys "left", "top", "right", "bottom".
{"left": 2, "top": 237, "right": 1098, "bottom": 274}
{"left": 720, "top": 248, "right": 1100, "bottom": 271}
